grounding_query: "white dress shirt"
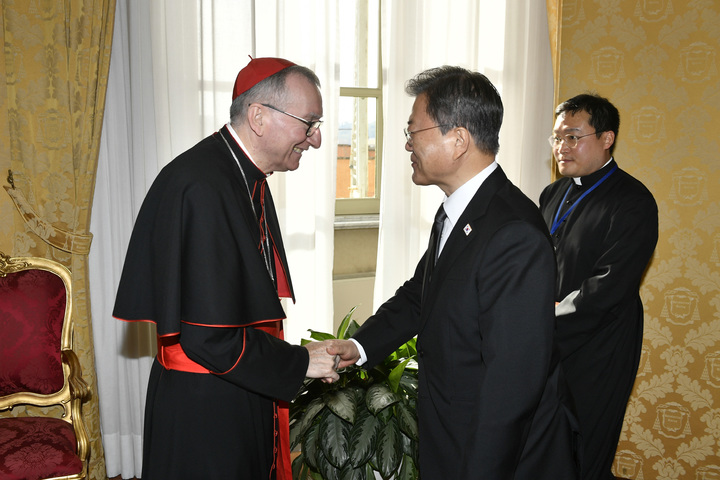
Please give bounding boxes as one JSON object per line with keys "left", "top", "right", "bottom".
{"left": 351, "top": 161, "right": 499, "bottom": 365}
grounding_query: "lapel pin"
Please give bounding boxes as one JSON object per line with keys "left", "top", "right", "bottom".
{"left": 464, "top": 224, "right": 472, "bottom": 236}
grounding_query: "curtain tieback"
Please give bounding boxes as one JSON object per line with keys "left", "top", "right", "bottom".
{"left": 4, "top": 182, "right": 93, "bottom": 254}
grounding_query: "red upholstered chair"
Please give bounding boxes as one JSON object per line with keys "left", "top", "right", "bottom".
{"left": 0, "top": 252, "right": 90, "bottom": 480}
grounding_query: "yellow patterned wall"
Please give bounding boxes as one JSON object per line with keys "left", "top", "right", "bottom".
{"left": 551, "top": 0, "right": 720, "bottom": 478}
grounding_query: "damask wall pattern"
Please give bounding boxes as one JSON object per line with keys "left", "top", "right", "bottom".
{"left": 551, "top": 0, "right": 720, "bottom": 478}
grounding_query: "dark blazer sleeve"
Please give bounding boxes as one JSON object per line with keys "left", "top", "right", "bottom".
{"left": 352, "top": 260, "right": 425, "bottom": 367}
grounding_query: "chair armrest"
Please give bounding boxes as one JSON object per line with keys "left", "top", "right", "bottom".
{"left": 62, "top": 349, "right": 90, "bottom": 401}
{"left": 62, "top": 348, "right": 91, "bottom": 464}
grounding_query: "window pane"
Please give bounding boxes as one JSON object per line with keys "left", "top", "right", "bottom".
{"left": 337, "top": 96, "right": 377, "bottom": 200}
{"left": 339, "top": 0, "right": 379, "bottom": 88}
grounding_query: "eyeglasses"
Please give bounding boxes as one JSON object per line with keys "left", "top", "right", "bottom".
{"left": 404, "top": 124, "right": 452, "bottom": 145}
{"left": 548, "top": 131, "right": 598, "bottom": 149}
{"left": 261, "top": 103, "right": 323, "bottom": 137}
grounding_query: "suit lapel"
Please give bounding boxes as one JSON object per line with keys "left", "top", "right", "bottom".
{"left": 419, "top": 167, "right": 509, "bottom": 330}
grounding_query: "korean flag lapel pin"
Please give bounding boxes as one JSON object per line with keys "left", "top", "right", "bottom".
{"left": 463, "top": 223, "right": 472, "bottom": 236}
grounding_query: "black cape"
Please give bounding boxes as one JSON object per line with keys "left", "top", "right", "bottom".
{"left": 113, "top": 125, "right": 308, "bottom": 479}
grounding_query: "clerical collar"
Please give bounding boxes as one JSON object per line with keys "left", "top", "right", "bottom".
{"left": 225, "top": 123, "right": 271, "bottom": 178}
{"left": 573, "top": 157, "right": 614, "bottom": 186}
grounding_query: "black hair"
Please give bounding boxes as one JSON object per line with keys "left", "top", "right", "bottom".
{"left": 405, "top": 66, "right": 503, "bottom": 156}
{"left": 555, "top": 93, "right": 620, "bottom": 155}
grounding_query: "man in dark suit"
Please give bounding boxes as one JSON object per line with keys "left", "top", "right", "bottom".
{"left": 540, "top": 93, "right": 658, "bottom": 480}
{"left": 329, "top": 66, "right": 580, "bottom": 479}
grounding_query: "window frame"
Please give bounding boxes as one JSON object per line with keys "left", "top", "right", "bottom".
{"left": 335, "top": 0, "right": 383, "bottom": 217}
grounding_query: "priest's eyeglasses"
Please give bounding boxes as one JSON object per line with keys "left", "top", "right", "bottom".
{"left": 262, "top": 103, "right": 323, "bottom": 137}
{"left": 548, "top": 131, "right": 597, "bottom": 149}
{"left": 404, "top": 124, "right": 452, "bottom": 145}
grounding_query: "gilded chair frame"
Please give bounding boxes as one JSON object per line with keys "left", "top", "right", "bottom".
{"left": 0, "top": 251, "right": 90, "bottom": 480}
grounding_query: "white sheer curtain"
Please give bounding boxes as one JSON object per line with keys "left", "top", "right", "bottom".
{"left": 90, "top": 2, "right": 164, "bottom": 477}
{"left": 373, "top": 0, "right": 554, "bottom": 306}
{"left": 91, "top": 1, "right": 338, "bottom": 477}
{"left": 92, "top": 0, "right": 552, "bottom": 477}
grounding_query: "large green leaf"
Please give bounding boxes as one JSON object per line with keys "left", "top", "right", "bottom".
{"left": 292, "top": 452, "right": 303, "bottom": 479}
{"left": 348, "top": 407, "right": 380, "bottom": 468}
{"left": 293, "top": 453, "right": 325, "bottom": 480}
{"left": 303, "top": 421, "right": 322, "bottom": 470}
{"left": 345, "top": 320, "right": 360, "bottom": 338}
{"left": 387, "top": 358, "right": 411, "bottom": 393}
{"left": 319, "top": 412, "right": 351, "bottom": 469}
{"left": 399, "top": 372, "right": 419, "bottom": 397}
{"left": 336, "top": 306, "right": 357, "bottom": 339}
{"left": 397, "top": 454, "right": 419, "bottom": 480}
{"left": 396, "top": 401, "right": 418, "bottom": 441}
{"left": 325, "top": 389, "right": 356, "bottom": 424}
{"left": 375, "top": 417, "right": 402, "bottom": 479}
{"left": 338, "top": 462, "right": 369, "bottom": 480}
{"left": 401, "top": 431, "right": 419, "bottom": 464}
{"left": 290, "top": 397, "right": 326, "bottom": 449}
{"left": 366, "top": 383, "right": 400, "bottom": 414}
{"left": 376, "top": 406, "right": 394, "bottom": 424}
{"left": 317, "top": 452, "right": 339, "bottom": 480}
{"left": 307, "top": 330, "right": 337, "bottom": 341}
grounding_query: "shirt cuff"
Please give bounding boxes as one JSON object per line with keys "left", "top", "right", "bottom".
{"left": 349, "top": 338, "right": 367, "bottom": 366}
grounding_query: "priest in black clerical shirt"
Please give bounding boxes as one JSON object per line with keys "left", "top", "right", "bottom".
{"left": 540, "top": 93, "right": 658, "bottom": 480}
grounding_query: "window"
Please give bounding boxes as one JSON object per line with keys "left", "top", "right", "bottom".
{"left": 336, "top": 0, "right": 382, "bottom": 216}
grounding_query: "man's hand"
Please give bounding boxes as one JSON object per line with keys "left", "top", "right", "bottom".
{"left": 326, "top": 340, "right": 361, "bottom": 369}
{"left": 304, "top": 341, "right": 340, "bottom": 383}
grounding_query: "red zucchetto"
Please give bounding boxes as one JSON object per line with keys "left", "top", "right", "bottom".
{"left": 232, "top": 56, "right": 296, "bottom": 100}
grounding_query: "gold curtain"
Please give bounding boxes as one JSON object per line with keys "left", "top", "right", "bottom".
{"left": 546, "top": 1, "right": 720, "bottom": 478}
{"left": 0, "top": 1, "right": 116, "bottom": 478}
{"left": 545, "top": 0, "right": 561, "bottom": 181}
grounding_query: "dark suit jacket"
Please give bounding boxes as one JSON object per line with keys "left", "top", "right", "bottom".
{"left": 353, "top": 166, "right": 580, "bottom": 479}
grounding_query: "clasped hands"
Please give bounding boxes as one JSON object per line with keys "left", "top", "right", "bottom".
{"left": 304, "top": 340, "right": 360, "bottom": 383}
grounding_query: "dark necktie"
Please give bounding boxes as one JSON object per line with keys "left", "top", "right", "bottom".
{"left": 430, "top": 204, "right": 447, "bottom": 265}
{"left": 422, "top": 204, "right": 446, "bottom": 301}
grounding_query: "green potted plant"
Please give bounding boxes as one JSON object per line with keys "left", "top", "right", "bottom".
{"left": 290, "top": 307, "right": 420, "bottom": 480}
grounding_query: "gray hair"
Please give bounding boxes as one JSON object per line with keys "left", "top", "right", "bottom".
{"left": 229, "top": 65, "right": 321, "bottom": 125}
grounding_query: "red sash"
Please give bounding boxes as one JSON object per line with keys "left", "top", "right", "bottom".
{"left": 155, "top": 248, "right": 294, "bottom": 480}
{"left": 157, "top": 319, "right": 292, "bottom": 480}
{"left": 156, "top": 335, "right": 210, "bottom": 373}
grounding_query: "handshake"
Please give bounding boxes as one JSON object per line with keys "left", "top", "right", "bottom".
{"left": 303, "top": 339, "right": 361, "bottom": 383}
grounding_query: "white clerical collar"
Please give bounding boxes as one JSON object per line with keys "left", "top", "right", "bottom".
{"left": 442, "top": 161, "right": 499, "bottom": 231}
{"left": 225, "top": 123, "right": 270, "bottom": 177}
{"left": 573, "top": 157, "right": 613, "bottom": 185}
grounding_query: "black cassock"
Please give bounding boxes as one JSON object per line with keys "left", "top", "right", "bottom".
{"left": 114, "top": 125, "right": 307, "bottom": 480}
{"left": 539, "top": 159, "right": 658, "bottom": 480}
